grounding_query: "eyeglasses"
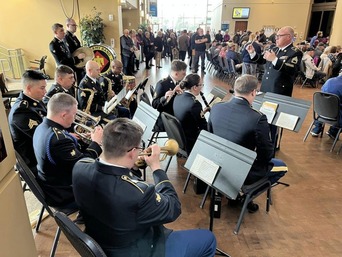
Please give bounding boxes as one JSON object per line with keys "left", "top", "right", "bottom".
{"left": 275, "top": 34, "right": 290, "bottom": 39}
{"left": 69, "top": 24, "right": 78, "bottom": 27}
{"left": 126, "top": 146, "right": 144, "bottom": 153}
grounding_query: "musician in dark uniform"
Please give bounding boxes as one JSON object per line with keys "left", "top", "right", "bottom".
{"left": 105, "top": 60, "right": 125, "bottom": 94}
{"left": 43, "top": 65, "right": 75, "bottom": 104}
{"left": 208, "top": 75, "right": 287, "bottom": 213}
{"left": 152, "top": 60, "right": 187, "bottom": 131}
{"left": 64, "top": 18, "right": 85, "bottom": 84}
{"left": 247, "top": 26, "right": 303, "bottom": 97}
{"left": 8, "top": 70, "right": 47, "bottom": 175}
{"left": 72, "top": 118, "right": 216, "bottom": 257}
{"left": 49, "top": 23, "right": 85, "bottom": 83}
{"left": 173, "top": 74, "right": 207, "bottom": 153}
{"left": 78, "top": 60, "right": 129, "bottom": 119}
{"left": 33, "top": 93, "right": 102, "bottom": 207}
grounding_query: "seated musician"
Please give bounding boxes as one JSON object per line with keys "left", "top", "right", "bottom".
{"left": 33, "top": 93, "right": 102, "bottom": 208}
{"left": 173, "top": 74, "right": 208, "bottom": 153}
{"left": 72, "top": 118, "right": 216, "bottom": 257}
{"left": 208, "top": 75, "right": 287, "bottom": 213}
{"left": 105, "top": 60, "right": 139, "bottom": 116}
{"left": 43, "top": 65, "right": 76, "bottom": 104}
{"left": 78, "top": 60, "right": 129, "bottom": 120}
{"left": 8, "top": 70, "right": 47, "bottom": 176}
{"left": 152, "top": 60, "right": 187, "bottom": 131}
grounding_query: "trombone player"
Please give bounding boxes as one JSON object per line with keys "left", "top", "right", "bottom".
{"left": 72, "top": 118, "right": 217, "bottom": 257}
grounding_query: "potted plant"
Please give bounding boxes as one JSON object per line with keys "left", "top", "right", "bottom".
{"left": 79, "top": 7, "right": 105, "bottom": 46}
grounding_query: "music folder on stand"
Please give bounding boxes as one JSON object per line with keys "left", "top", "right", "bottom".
{"left": 185, "top": 131, "right": 257, "bottom": 256}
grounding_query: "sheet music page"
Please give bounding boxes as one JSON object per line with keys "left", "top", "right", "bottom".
{"left": 260, "top": 101, "right": 278, "bottom": 124}
{"left": 206, "top": 93, "right": 215, "bottom": 105}
{"left": 275, "top": 112, "right": 299, "bottom": 131}
{"left": 125, "top": 89, "right": 134, "bottom": 100}
{"left": 190, "top": 154, "right": 220, "bottom": 186}
{"left": 132, "top": 117, "right": 147, "bottom": 132}
{"left": 209, "top": 97, "right": 222, "bottom": 108}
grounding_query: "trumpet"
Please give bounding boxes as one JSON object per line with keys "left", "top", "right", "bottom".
{"left": 135, "top": 139, "right": 179, "bottom": 168}
{"left": 75, "top": 109, "right": 101, "bottom": 127}
{"left": 73, "top": 122, "right": 94, "bottom": 145}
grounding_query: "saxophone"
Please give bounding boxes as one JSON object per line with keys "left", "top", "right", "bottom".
{"left": 78, "top": 87, "right": 95, "bottom": 114}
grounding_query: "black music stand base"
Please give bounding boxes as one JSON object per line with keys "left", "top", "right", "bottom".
{"left": 209, "top": 189, "right": 231, "bottom": 257}
{"left": 272, "top": 181, "right": 290, "bottom": 187}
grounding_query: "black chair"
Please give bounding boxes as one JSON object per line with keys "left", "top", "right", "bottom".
{"left": 140, "top": 92, "right": 151, "bottom": 106}
{"left": 54, "top": 212, "right": 107, "bottom": 257}
{"left": 300, "top": 60, "right": 319, "bottom": 88}
{"left": 30, "top": 55, "right": 49, "bottom": 79}
{"left": 160, "top": 112, "right": 188, "bottom": 172}
{"left": 15, "top": 151, "right": 78, "bottom": 257}
{"left": 303, "top": 92, "right": 341, "bottom": 152}
{"left": 0, "top": 73, "right": 21, "bottom": 108}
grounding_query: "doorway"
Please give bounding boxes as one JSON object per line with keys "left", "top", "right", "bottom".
{"left": 234, "top": 21, "right": 248, "bottom": 33}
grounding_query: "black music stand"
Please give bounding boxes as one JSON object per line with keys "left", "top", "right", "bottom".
{"left": 185, "top": 131, "right": 257, "bottom": 254}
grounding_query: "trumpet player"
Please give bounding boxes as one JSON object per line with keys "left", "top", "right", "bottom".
{"left": 33, "top": 93, "right": 102, "bottom": 208}
{"left": 72, "top": 118, "right": 216, "bottom": 257}
{"left": 43, "top": 65, "right": 76, "bottom": 105}
{"left": 152, "top": 60, "right": 187, "bottom": 131}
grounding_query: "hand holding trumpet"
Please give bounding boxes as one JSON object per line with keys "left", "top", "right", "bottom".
{"left": 141, "top": 144, "right": 161, "bottom": 171}
{"left": 91, "top": 126, "right": 103, "bottom": 146}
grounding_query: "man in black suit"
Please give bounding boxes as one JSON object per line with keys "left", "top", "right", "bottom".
{"left": 208, "top": 75, "right": 287, "bottom": 212}
{"left": 247, "top": 26, "right": 303, "bottom": 97}
{"left": 152, "top": 60, "right": 187, "bottom": 131}
{"left": 43, "top": 65, "right": 76, "bottom": 104}
{"left": 8, "top": 70, "right": 47, "bottom": 175}
{"left": 33, "top": 93, "right": 102, "bottom": 207}
{"left": 72, "top": 118, "right": 216, "bottom": 257}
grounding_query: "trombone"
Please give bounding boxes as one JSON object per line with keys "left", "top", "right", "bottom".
{"left": 135, "top": 139, "right": 179, "bottom": 168}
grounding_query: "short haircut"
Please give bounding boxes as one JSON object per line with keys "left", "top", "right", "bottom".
{"left": 180, "top": 73, "right": 200, "bottom": 90}
{"left": 234, "top": 74, "right": 258, "bottom": 94}
{"left": 52, "top": 23, "right": 63, "bottom": 32}
{"left": 22, "top": 70, "right": 46, "bottom": 89}
{"left": 102, "top": 118, "right": 143, "bottom": 159}
{"left": 47, "top": 93, "right": 77, "bottom": 116}
{"left": 171, "top": 60, "right": 187, "bottom": 72}
{"left": 55, "top": 65, "right": 74, "bottom": 78}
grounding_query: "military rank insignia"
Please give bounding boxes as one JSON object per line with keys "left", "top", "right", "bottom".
{"left": 28, "top": 119, "right": 38, "bottom": 129}
{"left": 291, "top": 56, "right": 298, "bottom": 64}
{"left": 70, "top": 149, "right": 76, "bottom": 156}
{"left": 155, "top": 193, "right": 161, "bottom": 203}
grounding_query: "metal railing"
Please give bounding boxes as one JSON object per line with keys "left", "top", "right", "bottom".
{"left": 0, "top": 45, "right": 26, "bottom": 79}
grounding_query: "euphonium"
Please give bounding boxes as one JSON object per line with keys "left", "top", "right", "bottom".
{"left": 135, "top": 139, "right": 179, "bottom": 168}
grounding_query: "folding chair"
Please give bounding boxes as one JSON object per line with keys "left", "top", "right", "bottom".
{"left": 54, "top": 212, "right": 107, "bottom": 257}
{"left": 303, "top": 92, "right": 341, "bottom": 152}
{"left": 15, "top": 151, "right": 79, "bottom": 257}
{"left": 0, "top": 73, "right": 21, "bottom": 108}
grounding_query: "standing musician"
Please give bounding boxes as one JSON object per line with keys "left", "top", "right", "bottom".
{"left": 49, "top": 23, "right": 85, "bottom": 83}
{"left": 64, "top": 18, "right": 85, "bottom": 84}
{"left": 72, "top": 118, "right": 217, "bottom": 257}
{"left": 8, "top": 70, "right": 47, "bottom": 176}
{"left": 78, "top": 61, "right": 130, "bottom": 119}
{"left": 173, "top": 74, "right": 208, "bottom": 153}
{"left": 43, "top": 65, "right": 76, "bottom": 105}
{"left": 33, "top": 93, "right": 102, "bottom": 208}
{"left": 152, "top": 60, "right": 187, "bottom": 131}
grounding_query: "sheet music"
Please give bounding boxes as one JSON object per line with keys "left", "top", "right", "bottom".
{"left": 260, "top": 101, "right": 278, "bottom": 124}
{"left": 209, "top": 97, "right": 222, "bottom": 108}
{"left": 125, "top": 89, "right": 134, "bottom": 100}
{"left": 132, "top": 117, "right": 147, "bottom": 132}
{"left": 206, "top": 93, "right": 215, "bottom": 105}
{"left": 190, "top": 154, "right": 220, "bottom": 186}
{"left": 275, "top": 112, "right": 299, "bottom": 131}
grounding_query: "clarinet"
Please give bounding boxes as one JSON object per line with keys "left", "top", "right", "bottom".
{"left": 200, "top": 91, "right": 211, "bottom": 118}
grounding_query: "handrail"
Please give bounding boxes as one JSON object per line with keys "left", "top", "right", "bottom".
{"left": 0, "top": 44, "right": 26, "bottom": 79}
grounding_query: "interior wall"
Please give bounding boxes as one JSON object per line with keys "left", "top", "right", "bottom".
{"left": 214, "top": 0, "right": 311, "bottom": 43}
{"left": 0, "top": 0, "right": 120, "bottom": 78}
{"left": 122, "top": 9, "right": 141, "bottom": 31}
{"left": 329, "top": 0, "right": 342, "bottom": 45}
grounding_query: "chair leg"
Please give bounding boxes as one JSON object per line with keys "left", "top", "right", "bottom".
{"left": 303, "top": 121, "right": 315, "bottom": 142}
{"left": 200, "top": 186, "right": 210, "bottom": 209}
{"left": 50, "top": 227, "right": 61, "bottom": 257}
{"left": 35, "top": 206, "right": 45, "bottom": 232}
{"left": 330, "top": 130, "right": 341, "bottom": 152}
{"left": 266, "top": 188, "right": 271, "bottom": 212}
{"left": 164, "top": 156, "right": 173, "bottom": 173}
{"left": 234, "top": 193, "right": 251, "bottom": 235}
{"left": 183, "top": 173, "right": 191, "bottom": 193}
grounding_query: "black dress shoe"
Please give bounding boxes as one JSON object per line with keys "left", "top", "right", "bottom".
{"left": 146, "top": 66, "right": 151, "bottom": 69}
{"left": 247, "top": 201, "right": 259, "bottom": 213}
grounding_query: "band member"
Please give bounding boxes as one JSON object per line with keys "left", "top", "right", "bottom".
{"left": 49, "top": 23, "right": 84, "bottom": 83}
{"left": 208, "top": 75, "right": 287, "bottom": 212}
{"left": 152, "top": 60, "right": 187, "bottom": 131}
{"left": 173, "top": 74, "right": 207, "bottom": 153}
{"left": 8, "top": 70, "right": 47, "bottom": 175}
{"left": 33, "top": 93, "right": 102, "bottom": 207}
{"left": 43, "top": 65, "right": 76, "bottom": 104}
{"left": 72, "top": 118, "right": 217, "bottom": 257}
{"left": 78, "top": 60, "right": 130, "bottom": 119}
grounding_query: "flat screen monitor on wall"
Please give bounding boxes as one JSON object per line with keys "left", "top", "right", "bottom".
{"left": 232, "top": 7, "right": 250, "bottom": 19}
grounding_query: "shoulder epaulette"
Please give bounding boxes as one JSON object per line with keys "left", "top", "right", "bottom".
{"left": 78, "top": 157, "right": 95, "bottom": 163}
{"left": 18, "top": 100, "right": 29, "bottom": 109}
{"left": 121, "top": 175, "right": 149, "bottom": 194}
{"left": 52, "top": 127, "right": 67, "bottom": 140}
